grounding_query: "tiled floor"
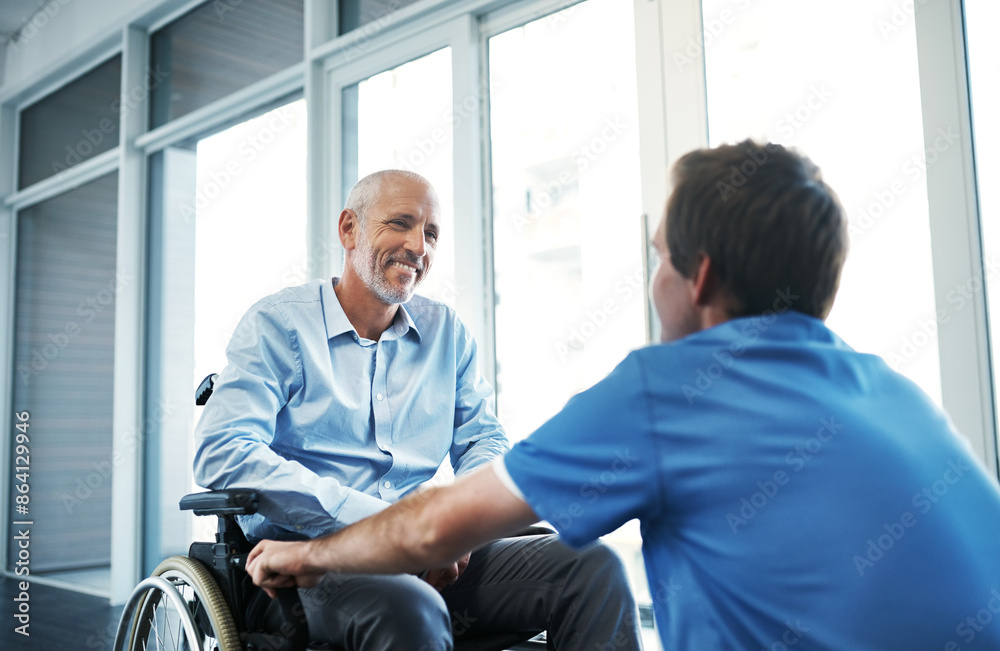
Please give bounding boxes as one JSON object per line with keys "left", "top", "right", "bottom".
{"left": 0, "top": 574, "right": 123, "bottom": 650}
{"left": 41, "top": 566, "right": 112, "bottom": 594}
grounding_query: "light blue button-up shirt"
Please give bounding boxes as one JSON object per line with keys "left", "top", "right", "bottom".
{"left": 193, "top": 278, "right": 508, "bottom": 540}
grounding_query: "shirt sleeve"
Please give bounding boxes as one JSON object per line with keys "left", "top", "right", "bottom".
{"left": 502, "top": 351, "right": 657, "bottom": 547}
{"left": 449, "top": 317, "right": 510, "bottom": 476}
{"left": 193, "top": 299, "right": 389, "bottom": 539}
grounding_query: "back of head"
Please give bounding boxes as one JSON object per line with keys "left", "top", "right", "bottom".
{"left": 666, "top": 140, "right": 848, "bottom": 319}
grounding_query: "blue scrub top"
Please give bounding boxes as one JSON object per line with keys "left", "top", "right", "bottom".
{"left": 504, "top": 310, "right": 1000, "bottom": 650}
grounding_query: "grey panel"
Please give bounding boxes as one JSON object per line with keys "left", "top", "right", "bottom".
{"left": 338, "top": 0, "right": 423, "bottom": 35}
{"left": 150, "top": 0, "right": 304, "bottom": 128}
{"left": 18, "top": 56, "right": 122, "bottom": 190}
{"left": 9, "top": 172, "right": 118, "bottom": 573}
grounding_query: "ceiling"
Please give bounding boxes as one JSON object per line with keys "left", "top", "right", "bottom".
{"left": 0, "top": 0, "right": 51, "bottom": 42}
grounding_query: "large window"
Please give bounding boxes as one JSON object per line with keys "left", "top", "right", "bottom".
{"left": 702, "top": 0, "right": 941, "bottom": 404}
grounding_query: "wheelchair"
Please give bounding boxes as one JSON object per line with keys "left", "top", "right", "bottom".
{"left": 113, "top": 374, "right": 547, "bottom": 651}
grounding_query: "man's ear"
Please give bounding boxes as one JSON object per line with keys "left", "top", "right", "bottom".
{"left": 690, "top": 253, "right": 723, "bottom": 307}
{"left": 338, "top": 209, "right": 359, "bottom": 251}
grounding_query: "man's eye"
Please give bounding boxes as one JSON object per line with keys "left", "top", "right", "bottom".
{"left": 426, "top": 231, "right": 438, "bottom": 242}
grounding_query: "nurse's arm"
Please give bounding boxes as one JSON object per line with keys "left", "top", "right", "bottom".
{"left": 246, "top": 464, "right": 539, "bottom": 594}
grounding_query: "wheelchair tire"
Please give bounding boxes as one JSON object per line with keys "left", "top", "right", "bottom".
{"left": 117, "top": 555, "right": 240, "bottom": 651}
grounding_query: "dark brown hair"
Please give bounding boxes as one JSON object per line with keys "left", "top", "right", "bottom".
{"left": 666, "top": 140, "right": 848, "bottom": 319}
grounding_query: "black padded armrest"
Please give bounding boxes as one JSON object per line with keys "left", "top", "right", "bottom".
{"left": 179, "top": 490, "right": 258, "bottom": 516}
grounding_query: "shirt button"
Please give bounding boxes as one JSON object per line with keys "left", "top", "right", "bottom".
{"left": 383, "top": 481, "right": 391, "bottom": 488}
{"left": 376, "top": 393, "right": 384, "bottom": 401}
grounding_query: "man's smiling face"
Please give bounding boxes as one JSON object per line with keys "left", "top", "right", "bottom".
{"left": 351, "top": 175, "right": 441, "bottom": 305}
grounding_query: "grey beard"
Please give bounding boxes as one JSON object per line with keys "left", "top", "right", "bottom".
{"left": 353, "top": 236, "right": 421, "bottom": 304}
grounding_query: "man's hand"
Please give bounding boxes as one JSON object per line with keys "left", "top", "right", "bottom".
{"left": 246, "top": 539, "right": 325, "bottom": 598}
{"left": 420, "top": 551, "right": 471, "bottom": 591}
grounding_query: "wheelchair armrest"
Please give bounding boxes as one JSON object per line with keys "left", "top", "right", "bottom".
{"left": 179, "top": 490, "right": 259, "bottom": 516}
{"left": 512, "top": 524, "right": 556, "bottom": 537}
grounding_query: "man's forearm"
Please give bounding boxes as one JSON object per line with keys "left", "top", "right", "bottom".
{"left": 302, "top": 485, "right": 467, "bottom": 575}
{"left": 248, "top": 465, "right": 539, "bottom": 585}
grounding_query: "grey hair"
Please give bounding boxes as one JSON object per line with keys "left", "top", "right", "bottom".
{"left": 345, "top": 169, "right": 432, "bottom": 229}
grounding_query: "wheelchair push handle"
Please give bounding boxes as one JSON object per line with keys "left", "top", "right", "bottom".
{"left": 196, "top": 373, "right": 219, "bottom": 406}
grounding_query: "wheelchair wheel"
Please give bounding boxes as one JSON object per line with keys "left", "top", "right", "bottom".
{"left": 114, "top": 555, "right": 240, "bottom": 651}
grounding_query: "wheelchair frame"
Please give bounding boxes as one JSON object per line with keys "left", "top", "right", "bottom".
{"left": 113, "top": 374, "right": 312, "bottom": 651}
{"left": 113, "top": 485, "right": 311, "bottom": 651}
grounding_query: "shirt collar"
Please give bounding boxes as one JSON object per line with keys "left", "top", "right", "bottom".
{"left": 392, "top": 302, "right": 420, "bottom": 342}
{"left": 322, "top": 278, "right": 421, "bottom": 343}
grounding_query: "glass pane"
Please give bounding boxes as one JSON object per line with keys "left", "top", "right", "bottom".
{"left": 150, "top": 0, "right": 304, "bottom": 128}
{"left": 18, "top": 55, "right": 121, "bottom": 189}
{"left": 194, "top": 99, "right": 309, "bottom": 380}
{"left": 338, "top": 0, "right": 422, "bottom": 35}
{"left": 489, "top": 1, "right": 644, "bottom": 441}
{"left": 342, "top": 48, "right": 456, "bottom": 305}
{"left": 9, "top": 173, "right": 118, "bottom": 589}
{"left": 702, "top": 0, "right": 941, "bottom": 404}
{"left": 967, "top": 1, "right": 1000, "bottom": 443}
{"left": 487, "top": 0, "right": 651, "bottom": 637}
{"left": 144, "top": 99, "right": 308, "bottom": 561}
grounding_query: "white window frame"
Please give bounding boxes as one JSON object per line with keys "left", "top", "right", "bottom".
{"left": 915, "top": 0, "right": 998, "bottom": 473}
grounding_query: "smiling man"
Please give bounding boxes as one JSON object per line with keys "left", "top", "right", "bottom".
{"left": 247, "top": 146, "right": 1000, "bottom": 650}
{"left": 194, "top": 170, "right": 641, "bottom": 651}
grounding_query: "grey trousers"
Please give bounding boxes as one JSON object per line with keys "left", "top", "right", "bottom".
{"left": 294, "top": 534, "right": 643, "bottom": 651}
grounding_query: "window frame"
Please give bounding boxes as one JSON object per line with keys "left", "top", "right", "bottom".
{"left": 914, "top": 0, "right": 998, "bottom": 472}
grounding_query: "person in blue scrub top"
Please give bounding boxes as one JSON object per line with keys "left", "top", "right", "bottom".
{"left": 246, "top": 142, "right": 1000, "bottom": 650}
{"left": 195, "top": 169, "right": 641, "bottom": 650}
